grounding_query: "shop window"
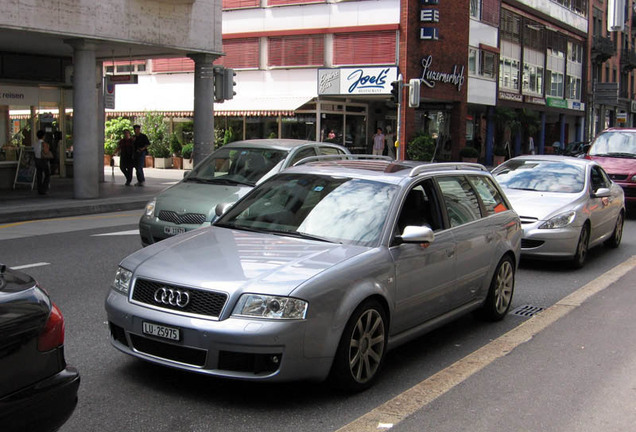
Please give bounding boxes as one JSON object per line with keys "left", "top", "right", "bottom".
{"left": 268, "top": 35, "right": 324, "bottom": 67}
{"left": 218, "top": 38, "right": 260, "bottom": 69}
{"left": 333, "top": 31, "right": 396, "bottom": 66}
{"left": 222, "top": 0, "right": 259, "bottom": 9}
{"left": 282, "top": 115, "right": 315, "bottom": 141}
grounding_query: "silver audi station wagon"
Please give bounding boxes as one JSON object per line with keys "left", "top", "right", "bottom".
{"left": 106, "top": 159, "right": 521, "bottom": 391}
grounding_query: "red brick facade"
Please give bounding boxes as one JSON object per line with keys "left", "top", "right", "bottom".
{"left": 398, "top": 0, "right": 471, "bottom": 160}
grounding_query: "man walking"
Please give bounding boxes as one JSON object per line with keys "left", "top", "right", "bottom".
{"left": 132, "top": 124, "right": 150, "bottom": 186}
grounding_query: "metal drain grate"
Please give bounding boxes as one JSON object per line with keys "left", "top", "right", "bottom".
{"left": 511, "top": 304, "right": 545, "bottom": 317}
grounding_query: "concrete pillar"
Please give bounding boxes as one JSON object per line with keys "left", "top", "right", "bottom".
{"left": 97, "top": 61, "right": 105, "bottom": 182}
{"left": 0, "top": 105, "right": 9, "bottom": 147}
{"left": 188, "top": 53, "right": 219, "bottom": 166}
{"left": 67, "top": 39, "right": 99, "bottom": 198}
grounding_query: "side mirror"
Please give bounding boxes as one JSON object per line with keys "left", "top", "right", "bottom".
{"left": 593, "top": 187, "right": 611, "bottom": 198}
{"left": 215, "top": 202, "right": 232, "bottom": 217}
{"left": 398, "top": 225, "right": 435, "bottom": 244}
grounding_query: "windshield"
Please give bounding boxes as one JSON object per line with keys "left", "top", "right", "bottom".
{"left": 493, "top": 160, "right": 585, "bottom": 193}
{"left": 186, "top": 147, "right": 288, "bottom": 185}
{"left": 216, "top": 173, "right": 399, "bottom": 247}
{"left": 589, "top": 131, "right": 636, "bottom": 158}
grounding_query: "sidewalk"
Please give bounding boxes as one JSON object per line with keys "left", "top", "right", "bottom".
{"left": 0, "top": 167, "right": 184, "bottom": 224}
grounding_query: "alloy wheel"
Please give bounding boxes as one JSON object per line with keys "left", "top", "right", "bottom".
{"left": 493, "top": 260, "right": 514, "bottom": 315}
{"left": 348, "top": 308, "right": 385, "bottom": 384}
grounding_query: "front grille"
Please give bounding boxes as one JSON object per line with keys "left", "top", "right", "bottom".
{"left": 610, "top": 174, "right": 628, "bottom": 181}
{"left": 158, "top": 210, "right": 206, "bottom": 225}
{"left": 519, "top": 216, "right": 538, "bottom": 224}
{"left": 521, "top": 239, "right": 544, "bottom": 249}
{"left": 132, "top": 279, "right": 227, "bottom": 319}
{"left": 130, "top": 334, "right": 207, "bottom": 366}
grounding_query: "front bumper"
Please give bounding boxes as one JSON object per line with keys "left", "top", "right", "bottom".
{"left": 139, "top": 217, "right": 211, "bottom": 246}
{"left": 519, "top": 222, "right": 581, "bottom": 260}
{"left": 105, "top": 290, "right": 334, "bottom": 382}
{"left": 0, "top": 366, "right": 80, "bottom": 432}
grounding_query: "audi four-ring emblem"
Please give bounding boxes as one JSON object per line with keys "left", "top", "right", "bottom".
{"left": 154, "top": 287, "right": 190, "bottom": 308}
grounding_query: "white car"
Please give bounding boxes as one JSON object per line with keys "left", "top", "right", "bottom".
{"left": 492, "top": 155, "right": 625, "bottom": 268}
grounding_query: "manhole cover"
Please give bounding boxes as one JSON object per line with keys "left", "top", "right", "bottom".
{"left": 511, "top": 304, "right": 545, "bottom": 317}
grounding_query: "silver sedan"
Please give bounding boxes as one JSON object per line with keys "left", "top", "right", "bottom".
{"left": 492, "top": 155, "right": 625, "bottom": 268}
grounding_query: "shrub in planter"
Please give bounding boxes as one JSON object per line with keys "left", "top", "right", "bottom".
{"left": 181, "top": 143, "right": 194, "bottom": 160}
{"left": 459, "top": 146, "right": 480, "bottom": 161}
{"left": 407, "top": 134, "right": 435, "bottom": 161}
{"left": 493, "top": 145, "right": 507, "bottom": 157}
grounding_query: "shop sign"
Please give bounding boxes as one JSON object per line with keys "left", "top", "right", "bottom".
{"left": 421, "top": 10, "right": 439, "bottom": 22}
{"left": 499, "top": 91, "right": 523, "bottom": 102}
{"left": 617, "top": 112, "right": 627, "bottom": 123}
{"left": 104, "top": 83, "right": 116, "bottom": 109}
{"left": 419, "top": 55, "right": 465, "bottom": 91}
{"left": 524, "top": 95, "right": 545, "bottom": 105}
{"left": 0, "top": 85, "right": 39, "bottom": 106}
{"left": 106, "top": 75, "right": 139, "bottom": 85}
{"left": 546, "top": 97, "right": 568, "bottom": 109}
{"left": 317, "top": 67, "right": 398, "bottom": 95}
{"left": 568, "top": 100, "right": 585, "bottom": 111}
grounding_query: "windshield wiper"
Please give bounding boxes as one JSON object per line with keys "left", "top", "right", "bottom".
{"left": 606, "top": 152, "right": 636, "bottom": 159}
{"left": 214, "top": 222, "right": 262, "bottom": 233}
{"left": 510, "top": 187, "right": 540, "bottom": 191}
{"left": 265, "top": 229, "right": 337, "bottom": 243}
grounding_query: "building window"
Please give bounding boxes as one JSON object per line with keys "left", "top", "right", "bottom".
{"left": 500, "top": 9, "right": 521, "bottom": 43}
{"left": 469, "top": 47, "right": 496, "bottom": 79}
{"left": 567, "top": 76, "right": 581, "bottom": 100}
{"left": 552, "top": 0, "right": 588, "bottom": 17}
{"left": 268, "top": 35, "right": 324, "bottom": 67}
{"left": 547, "top": 71, "right": 564, "bottom": 97}
{"left": 218, "top": 38, "right": 260, "bottom": 69}
{"left": 523, "top": 63, "right": 544, "bottom": 95}
{"left": 333, "top": 31, "right": 397, "bottom": 66}
{"left": 499, "top": 56, "right": 520, "bottom": 90}
{"left": 222, "top": 0, "right": 259, "bottom": 9}
{"left": 470, "top": 0, "right": 480, "bottom": 19}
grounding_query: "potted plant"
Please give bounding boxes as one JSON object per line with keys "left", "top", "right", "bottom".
{"left": 182, "top": 143, "right": 194, "bottom": 170}
{"left": 150, "top": 141, "right": 172, "bottom": 169}
{"left": 407, "top": 133, "right": 435, "bottom": 162}
{"left": 170, "top": 133, "right": 183, "bottom": 169}
{"left": 459, "top": 146, "right": 479, "bottom": 163}
{"left": 103, "top": 140, "right": 117, "bottom": 167}
{"left": 493, "top": 144, "right": 507, "bottom": 166}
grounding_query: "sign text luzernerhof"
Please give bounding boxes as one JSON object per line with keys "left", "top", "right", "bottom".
{"left": 318, "top": 67, "right": 398, "bottom": 95}
{"left": 418, "top": 55, "right": 465, "bottom": 92}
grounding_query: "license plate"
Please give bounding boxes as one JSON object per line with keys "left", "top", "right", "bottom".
{"left": 164, "top": 226, "right": 186, "bottom": 236}
{"left": 142, "top": 321, "right": 180, "bottom": 341}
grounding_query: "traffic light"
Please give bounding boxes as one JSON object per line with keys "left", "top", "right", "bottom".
{"left": 408, "top": 78, "right": 420, "bottom": 108}
{"left": 213, "top": 66, "right": 224, "bottom": 102}
{"left": 223, "top": 68, "right": 236, "bottom": 101}
{"left": 390, "top": 80, "right": 401, "bottom": 103}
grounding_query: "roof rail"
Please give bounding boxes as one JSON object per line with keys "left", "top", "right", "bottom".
{"left": 408, "top": 162, "right": 487, "bottom": 177}
{"left": 293, "top": 154, "right": 393, "bottom": 166}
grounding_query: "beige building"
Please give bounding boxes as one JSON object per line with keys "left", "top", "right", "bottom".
{"left": 0, "top": 0, "right": 222, "bottom": 197}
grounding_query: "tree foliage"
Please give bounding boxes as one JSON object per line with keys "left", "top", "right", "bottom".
{"left": 104, "top": 117, "right": 133, "bottom": 156}
{"left": 140, "top": 112, "right": 171, "bottom": 158}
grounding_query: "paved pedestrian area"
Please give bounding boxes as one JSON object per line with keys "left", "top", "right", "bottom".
{"left": 0, "top": 167, "right": 183, "bottom": 223}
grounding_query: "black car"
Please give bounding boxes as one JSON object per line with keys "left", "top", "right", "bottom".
{"left": 0, "top": 263, "right": 80, "bottom": 432}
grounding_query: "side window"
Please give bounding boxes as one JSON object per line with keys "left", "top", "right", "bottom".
{"left": 591, "top": 166, "right": 610, "bottom": 191}
{"left": 290, "top": 147, "right": 317, "bottom": 166}
{"left": 468, "top": 175, "right": 510, "bottom": 216}
{"left": 437, "top": 176, "right": 482, "bottom": 227}
{"left": 396, "top": 181, "right": 442, "bottom": 232}
{"left": 318, "top": 146, "right": 346, "bottom": 156}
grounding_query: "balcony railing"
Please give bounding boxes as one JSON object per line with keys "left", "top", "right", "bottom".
{"left": 621, "top": 49, "right": 636, "bottom": 71}
{"left": 592, "top": 36, "right": 616, "bottom": 63}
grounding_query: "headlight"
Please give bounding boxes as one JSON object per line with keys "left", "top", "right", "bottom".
{"left": 112, "top": 267, "right": 133, "bottom": 294}
{"left": 144, "top": 198, "right": 156, "bottom": 217}
{"left": 539, "top": 211, "right": 576, "bottom": 229}
{"left": 631, "top": 175, "right": 636, "bottom": 182}
{"left": 232, "top": 294, "right": 308, "bottom": 320}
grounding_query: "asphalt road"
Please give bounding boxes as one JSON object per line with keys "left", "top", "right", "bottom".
{"left": 1, "top": 210, "right": 635, "bottom": 432}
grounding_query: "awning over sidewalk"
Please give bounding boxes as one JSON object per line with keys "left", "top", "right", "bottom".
{"left": 213, "top": 96, "right": 314, "bottom": 116}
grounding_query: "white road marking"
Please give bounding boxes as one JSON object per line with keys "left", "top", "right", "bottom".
{"left": 11, "top": 262, "right": 51, "bottom": 270}
{"left": 92, "top": 229, "right": 140, "bottom": 236}
{"left": 337, "top": 255, "right": 636, "bottom": 432}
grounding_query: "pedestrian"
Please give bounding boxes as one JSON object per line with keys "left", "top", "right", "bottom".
{"left": 116, "top": 129, "right": 135, "bottom": 185}
{"left": 33, "top": 130, "right": 52, "bottom": 195}
{"left": 132, "top": 124, "right": 150, "bottom": 186}
{"left": 372, "top": 128, "right": 385, "bottom": 155}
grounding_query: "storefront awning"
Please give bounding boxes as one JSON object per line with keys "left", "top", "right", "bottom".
{"left": 213, "top": 96, "right": 315, "bottom": 116}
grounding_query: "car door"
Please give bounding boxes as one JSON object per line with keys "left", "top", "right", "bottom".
{"left": 589, "top": 165, "right": 621, "bottom": 242}
{"left": 435, "top": 175, "right": 495, "bottom": 306}
{"left": 390, "top": 179, "right": 457, "bottom": 334}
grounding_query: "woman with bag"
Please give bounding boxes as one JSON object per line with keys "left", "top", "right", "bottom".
{"left": 33, "top": 130, "right": 52, "bottom": 195}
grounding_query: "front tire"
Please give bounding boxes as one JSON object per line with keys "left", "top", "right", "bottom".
{"left": 329, "top": 299, "right": 387, "bottom": 392}
{"left": 604, "top": 212, "right": 624, "bottom": 249}
{"left": 571, "top": 224, "right": 590, "bottom": 269}
{"left": 477, "top": 255, "right": 515, "bottom": 321}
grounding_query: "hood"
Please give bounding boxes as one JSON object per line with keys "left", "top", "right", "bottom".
{"left": 124, "top": 228, "right": 368, "bottom": 297}
{"left": 502, "top": 188, "right": 581, "bottom": 220}
{"left": 588, "top": 155, "right": 636, "bottom": 175}
{"left": 155, "top": 182, "right": 253, "bottom": 220}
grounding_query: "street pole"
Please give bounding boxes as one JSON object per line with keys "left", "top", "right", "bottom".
{"left": 396, "top": 73, "right": 403, "bottom": 161}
